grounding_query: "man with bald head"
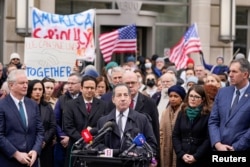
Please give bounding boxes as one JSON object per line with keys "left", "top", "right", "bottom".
{"left": 122, "top": 71, "right": 160, "bottom": 162}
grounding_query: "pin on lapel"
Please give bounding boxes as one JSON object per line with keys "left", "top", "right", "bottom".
{"left": 245, "top": 94, "right": 248, "bottom": 97}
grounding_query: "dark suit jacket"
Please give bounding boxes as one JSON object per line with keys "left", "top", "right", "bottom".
{"left": 208, "top": 85, "right": 250, "bottom": 150}
{"left": 173, "top": 111, "right": 211, "bottom": 167}
{"left": 0, "top": 95, "right": 44, "bottom": 167}
{"left": 97, "top": 108, "right": 157, "bottom": 154}
{"left": 39, "top": 103, "right": 56, "bottom": 167}
{"left": 63, "top": 96, "right": 106, "bottom": 142}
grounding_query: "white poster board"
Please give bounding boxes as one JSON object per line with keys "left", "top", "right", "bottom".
{"left": 24, "top": 37, "right": 78, "bottom": 81}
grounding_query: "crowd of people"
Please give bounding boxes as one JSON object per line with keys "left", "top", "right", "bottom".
{"left": 0, "top": 52, "right": 250, "bottom": 167}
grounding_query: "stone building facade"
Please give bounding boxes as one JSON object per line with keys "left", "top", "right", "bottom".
{"left": 0, "top": 0, "right": 250, "bottom": 71}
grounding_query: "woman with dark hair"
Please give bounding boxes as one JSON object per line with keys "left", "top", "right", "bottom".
{"left": 27, "top": 80, "right": 56, "bottom": 167}
{"left": 95, "top": 76, "right": 109, "bottom": 99}
{"left": 42, "top": 77, "right": 58, "bottom": 109}
{"left": 160, "top": 85, "right": 186, "bottom": 167}
{"left": 172, "top": 85, "right": 212, "bottom": 167}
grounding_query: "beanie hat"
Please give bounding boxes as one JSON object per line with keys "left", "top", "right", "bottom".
{"left": 168, "top": 85, "right": 186, "bottom": 100}
{"left": 235, "top": 53, "right": 245, "bottom": 60}
{"left": 151, "top": 54, "right": 159, "bottom": 61}
{"left": 10, "top": 52, "right": 20, "bottom": 61}
{"left": 186, "top": 76, "right": 198, "bottom": 84}
{"left": 166, "top": 66, "right": 177, "bottom": 76}
{"left": 105, "top": 61, "right": 118, "bottom": 71}
{"left": 156, "top": 57, "right": 164, "bottom": 63}
{"left": 126, "top": 56, "right": 135, "bottom": 63}
{"left": 186, "top": 58, "right": 194, "bottom": 65}
{"left": 216, "top": 56, "right": 224, "bottom": 62}
{"left": 83, "top": 69, "right": 99, "bottom": 78}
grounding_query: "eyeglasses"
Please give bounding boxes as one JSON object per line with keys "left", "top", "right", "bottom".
{"left": 12, "top": 58, "right": 20, "bottom": 61}
{"left": 67, "top": 82, "right": 80, "bottom": 85}
{"left": 188, "top": 94, "right": 202, "bottom": 100}
{"left": 125, "top": 81, "right": 137, "bottom": 86}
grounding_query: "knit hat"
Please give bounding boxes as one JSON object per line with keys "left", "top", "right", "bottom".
{"left": 83, "top": 69, "right": 99, "bottom": 78}
{"left": 156, "top": 57, "right": 164, "bottom": 63}
{"left": 105, "top": 61, "right": 118, "bottom": 71}
{"left": 166, "top": 66, "right": 177, "bottom": 76}
{"left": 10, "top": 52, "right": 20, "bottom": 61}
{"left": 126, "top": 56, "right": 135, "bottom": 62}
{"left": 186, "top": 58, "right": 194, "bottom": 65}
{"left": 168, "top": 85, "right": 186, "bottom": 100}
{"left": 216, "top": 56, "right": 224, "bottom": 62}
{"left": 235, "top": 53, "right": 245, "bottom": 60}
{"left": 186, "top": 76, "right": 198, "bottom": 84}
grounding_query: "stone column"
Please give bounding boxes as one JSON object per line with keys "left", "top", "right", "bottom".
{"left": 190, "top": 0, "right": 211, "bottom": 65}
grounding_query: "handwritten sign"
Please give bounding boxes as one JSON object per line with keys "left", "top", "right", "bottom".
{"left": 24, "top": 38, "right": 78, "bottom": 81}
{"left": 31, "top": 7, "right": 95, "bottom": 62}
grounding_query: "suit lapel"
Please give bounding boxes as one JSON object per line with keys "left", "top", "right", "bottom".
{"left": 76, "top": 96, "right": 88, "bottom": 117}
{"left": 89, "top": 98, "right": 98, "bottom": 119}
{"left": 123, "top": 109, "right": 135, "bottom": 134}
{"left": 226, "top": 85, "right": 250, "bottom": 124}
{"left": 106, "top": 110, "right": 120, "bottom": 137}
{"left": 7, "top": 96, "right": 26, "bottom": 130}
{"left": 134, "top": 93, "right": 143, "bottom": 112}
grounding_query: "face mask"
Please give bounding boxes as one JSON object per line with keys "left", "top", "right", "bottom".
{"left": 146, "top": 79, "right": 155, "bottom": 87}
{"left": 145, "top": 63, "right": 152, "bottom": 69}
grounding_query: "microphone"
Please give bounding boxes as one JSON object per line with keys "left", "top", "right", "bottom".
{"left": 85, "top": 125, "right": 114, "bottom": 149}
{"left": 132, "top": 128, "right": 154, "bottom": 154}
{"left": 98, "top": 121, "right": 115, "bottom": 134}
{"left": 74, "top": 128, "right": 98, "bottom": 145}
{"left": 120, "top": 133, "right": 146, "bottom": 157}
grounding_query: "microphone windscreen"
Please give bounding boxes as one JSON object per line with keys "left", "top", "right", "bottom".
{"left": 90, "top": 128, "right": 98, "bottom": 136}
{"left": 81, "top": 129, "right": 93, "bottom": 143}
{"left": 133, "top": 133, "right": 146, "bottom": 146}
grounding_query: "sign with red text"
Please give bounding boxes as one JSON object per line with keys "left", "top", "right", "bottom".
{"left": 31, "top": 7, "right": 95, "bottom": 62}
{"left": 24, "top": 37, "right": 78, "bottom": 81}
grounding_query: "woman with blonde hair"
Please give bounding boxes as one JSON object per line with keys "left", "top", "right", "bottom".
{"left": 160, "top": 85, "right": 186, "bottom": 167}
{"left": 205, "top": 74, "right": 221, "bottom": 89}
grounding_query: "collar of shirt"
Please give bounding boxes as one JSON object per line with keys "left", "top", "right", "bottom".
{"left": 84, "top": 99, "right": 93, "bottom": 104}
{"left": 132, "top": 93, "right": 139, "bottom": 107}
{"left": 116, "top": 108, "right": 129, "bottom": 119}
{"left": 10, "top": 93, "right": 24, "bottom": 106}
{"left": 70, "top": 93, "right": 80, "bottom": 99}
{"left": 235, "top": 81, "right": 249, "bottom": 99}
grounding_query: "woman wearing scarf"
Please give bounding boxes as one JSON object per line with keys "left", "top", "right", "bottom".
{"left": 172, "top": 85, "right": 212, "bottom": 167}
{"left": 160, "top": 85, "right": 186, "bottom": 167}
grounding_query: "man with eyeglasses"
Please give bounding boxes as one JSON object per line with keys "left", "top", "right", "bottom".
{"left": 121, "top": 71, "right": 160, "bottom": 165}
{"left": 54, "top": 72, "right": 82, "bottom": 167}
{"left": 152, "top": 73, "right": 177, "bottom": 121}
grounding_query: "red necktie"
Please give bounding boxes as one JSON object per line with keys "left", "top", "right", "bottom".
{"left": 129, "top": 100, "right": 134, "bottom": 109}
{"left": 86, "top": 103, "right": 92, "bottom": 113}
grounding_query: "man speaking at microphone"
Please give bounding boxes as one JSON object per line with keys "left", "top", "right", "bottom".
{"left": 63, "top": 76, "right": 107, "bottom": 165}
{"left": 97, "top": 83, "right": 158, "bottom": 166}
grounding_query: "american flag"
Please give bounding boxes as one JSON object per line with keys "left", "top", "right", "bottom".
{"left": 169, "top": 23, "right": 202, "bottom": 70}
{"left": 99, "top": 24, "right": 137, "bottom": 63}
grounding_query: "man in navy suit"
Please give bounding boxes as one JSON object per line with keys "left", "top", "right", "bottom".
{"left": 209, "top": 58, "right": 250, "bottom": 151}
{"left": 0, "top": 69, "right": 44, "bottom": 167}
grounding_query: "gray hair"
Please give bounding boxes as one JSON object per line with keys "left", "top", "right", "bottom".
{"left": 68, "top": 72, "right": 82, "bottom": 82}
{"left": 111, "top": 66, "right": 124, "bottom": 76}
{"left": 112, "top": 83, "right": 131, "bottom": 97}
{"left": 7, "top": 69, "right": 26, "bottom": 83}
{"left": 230, "top": 58, "right": 250, "bottom": 74}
